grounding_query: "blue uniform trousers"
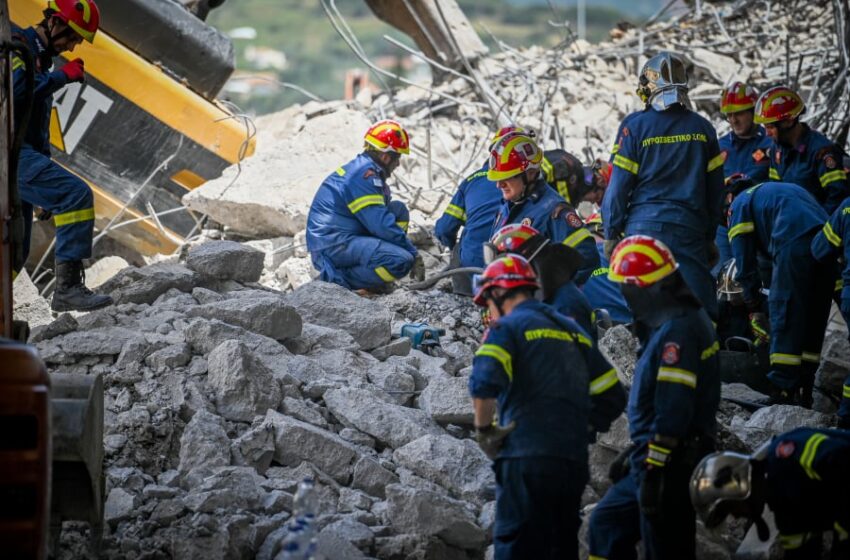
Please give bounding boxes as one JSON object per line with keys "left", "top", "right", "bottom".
{"left": 19, "top": 148, "right": 94, "bottom": 263}
{"left": 767, "top": 240, "right": 833, "bottom": 391}
{"left": 587, "top": 459, "right": 696, "bottom": 560}
{"left": 311, "top": 200, "right": 413, "bottom": 289}
{"left": 494, "top": 457, "right": 587, "bottom": 560}
{"left": 625, "top": 221, "right": 717, "bottom": 319}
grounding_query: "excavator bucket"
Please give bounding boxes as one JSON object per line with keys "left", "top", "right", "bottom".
{"left": 49, "top": 372, "right": 104, "bottom": 554}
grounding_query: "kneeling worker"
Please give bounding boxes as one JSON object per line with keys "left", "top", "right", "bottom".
{"left": 306, "top": 120, "right": 423, "bottom": 292}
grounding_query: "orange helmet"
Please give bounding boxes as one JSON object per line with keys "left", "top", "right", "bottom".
{"left": 47, "top": 0, "right": 100, "bottom": 43}
{"left": 754, "top": 86, "right": 804, "bottom": 125}
{"left": 473, "top": 254, "right": 540, "bottom": 306}
{"left": 720, "top": 82, "right": 759, "bottom": 114}
{"left": 608, "top": 235, "right": 679, "bottom": 287}
{"left": 487, "top": 134, "right": 543, "bottom": 182}
{"left": 364, "top": 120, "right": 411, "bottom": 155}
{"left": 489, "top": 125, "right": 536, "bottom": 150}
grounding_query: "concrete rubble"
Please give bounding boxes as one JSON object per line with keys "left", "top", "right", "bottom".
{"left": 33, "top": 0, "right": 850, "bottom": 557}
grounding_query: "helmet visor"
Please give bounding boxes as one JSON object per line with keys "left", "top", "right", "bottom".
{"left": 482, "top": 242, "right": 499, "bottom": 265}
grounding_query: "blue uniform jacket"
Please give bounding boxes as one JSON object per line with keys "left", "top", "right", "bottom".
{"left": 603, "top": 105, "right": 725, "bottom": 239}
{"left": 12, "top": 25, "right": 70, "bottom": 156}
{"left": 765, "top": 428, "right": 850, "bottom": 552}
{"left": 434, "top": 163, "right": 502, "bottom": 268}
{"left": 469, "top": 299, "right": 607, "bottom": 460}
{"left": 581, "top": 242, "right": 633, "bottom": 325}
{"left": 718, "top": 126, "right": 773, "bottom": 183}
{"left": 728, "top": 182, "right": 827, "bottom": 302}
{"left": 628, "top": 306, "right": 720, "bottom": 447}
{"left": 491, "top": 178, "right": 599, "bottom": 284}
{"left": 767, "top": 124, "right": 849, "bottom": 214}
{"left": 306, "top": 153, "right": 416, "bottom": 256}
{"left": 812, "top": 197, "right": 850, "bottom": 303}
{"left": 547, "top": 282, "right": 626, "bottom": 433}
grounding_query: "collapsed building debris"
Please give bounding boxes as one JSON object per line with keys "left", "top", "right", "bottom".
{"left": 22, "top": 0, "right": 850, "bottom": 558}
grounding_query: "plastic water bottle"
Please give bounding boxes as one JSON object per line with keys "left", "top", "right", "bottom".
{"left": 293, "top": 477, "right": 318, "bottom": 520}
{"left": 277, "top": 541, "right": 301, "bottom": 560}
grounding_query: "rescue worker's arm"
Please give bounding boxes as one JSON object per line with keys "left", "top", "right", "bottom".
{"left": 587, "top": 342, "right": 626, "bottom": 434}
{"left": 727, "top": 200, "right": 762, "bottom": 304}
{"left": 434, "top": 182, "right": 467, "bottom": 249}
{"left": 12, "top": 59, "right": 69, "bottom": 107}
{"left": 468, "top": 323, "right": 515, "bottom": 405}
{"left": 811, "top": 203, "right": 845, "bottom": 263}
{"left": 817, "top": 147, "right": 849, "bottom": 215}
{"left": 471, "top": 398, "right": 496, "bottom": 428}
{"left": 345, "top": 176, "right": 417, "bottom": 254}
{"left": 549, "top": 206, "right": 601, "bottom": 284}
{"left": 602, "top": 120, "right": 639, "bottom": 240}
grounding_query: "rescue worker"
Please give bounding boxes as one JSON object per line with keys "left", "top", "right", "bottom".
{"left": 602, "top": 52, "right": 725, "bottom": 319}
{"left": 14, "top": 0, "right": 113, "bottom": 311}
{"left": 486, "top": 223, "right": 626, "bottom": 427}
{"left": 587, "top": 235, "right": 720, "bottom": 560}
{"left": 691, "top": 427, "right": 850, "bottom": 559}
{"left": 306, "top": 120, "right": 423, "bottom": 292}
{"left": 434, "top": 126, "right": 530, "bottom": 295}
{"left": 727, "top": 177, "right": 833, "bottom": 404}
{"left": 714, "top": 82, "right": 773, "bottom": 273}
{"left": 583, "top": 212, "right": 633, "bottom": 325}
{"left": 810, "top": 196, "right": 850, "bottom": 428}
{"left": 541, "top": 149, "right": 612, "bottom": 205}
{"left": 469, "top": 254, "right": 618, "bottom": 559}
{"left": 756, "top": 85, "right": 849, "bottom": 214}
{"left": 488, "top": 132, "right": 599, "bottom": 284}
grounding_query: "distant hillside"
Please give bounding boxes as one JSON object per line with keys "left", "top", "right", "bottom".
{"left": 504, "top": 0, "right": 673, "bottom": 17}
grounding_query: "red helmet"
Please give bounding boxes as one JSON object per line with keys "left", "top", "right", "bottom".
{"left": 473, "top": 254, "right": 540, "bottom": 306}
{"left": 486, "top": 224, "right": 547, "bottom": 264}
{"left": 754, "top": 86, "right": 804, "bottom": 125}
{"left": 720, "top": 82, "right": 758, "bottom": 114}
{"left": 487, "top": 134, "right": 543, "bottom": 182}
{"left": 48, "top": 0, "right": 100, "bottom": 43}
{"left": 608, "top": 235, "right": 679, "bottom": 287}
{"left": 595, "top": 160, "right": 613, "bottom": 187}
{"left": 489, "top": 125, "right": 536, "bottom": 150}
{"left": 364, "top": 120, "right": 411, "bottom": 155}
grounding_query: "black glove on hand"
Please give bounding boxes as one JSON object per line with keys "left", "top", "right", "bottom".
{"left": 639, "top": 440, "right": 672, "bottom": 518}
{"left": 475, "top": 421, "right": 516, "bottom": 460}
{"left": 748, "top": 312, "right": 770, "bottom": 346}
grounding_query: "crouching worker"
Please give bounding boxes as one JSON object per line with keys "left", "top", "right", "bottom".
{"left": 468, "top": 254, "right": 602, "bottom": 559}
{"left": 691, "top": 427, "right": 850, "bottom": 559}
{"left": 306, "top": 120, "right": 423, "bottom": 292}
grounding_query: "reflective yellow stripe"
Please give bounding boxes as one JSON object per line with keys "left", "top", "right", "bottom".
{"left": 701, "top": 341, "right": 720, "bottom": 360}
{"left": 611, "top": 143, "right": 620, "bottom": 155}
{"left": 541, "top": 157, "right": 554, "bottom": 183}
{"left": 562, "top": 227, "right": 591, "bottom": 248}
{"left": 779, "top": 533, "right": 810, "bottom": 550}
{"left": 348, "top": 194, "right": 385, "bottom": 214}
{"left": 589, "top": 556, "right": 608, "bottom": 560}
{"left": 800, "top": 432, "right": 828, "bottom": 480}
{"left": 336, "top": 167, "right": 346, "bottom": 176}
{"left": 801, "top": 352, "right": 820, "bottom": 364}
{"left": 444, "top": 204, "right": 467, "bottom": 222}
{"left": 11, "top": 56, "right": 24, "bottom": 71}
{"left": 820, "top": 169, "right": 847, "bottom": 188}
{"left": 843, "top": 384, "right": 850, "bottom": 398}
{"left": 613, "top": 154, "right": 639, "bottom": 174}
{"left": 835, "top": 521, "right": 849, "bottom": 541}
{"left": 707, "top": 152, "right": 726, "bottom": 172}
{"left": 589, "top": 368, "right": 618, "bottom": 395}
{"left": 374, "top": 266, "right": 396, "bottom": 282}
{"left": 837, "top": 279, "right": 844, "bottom": 292}
{"left": 769, "top": 168, "right": 781, "bottom": 180}
{"left": 476, "top": 344, "right": 514, "bottom": 381}
{"left": 728, "top": 221, "right": 755, "bottom": 240}
{"left": 54, "top": 207, "right": 95, "bottom": 227}
{"left": 770, "top": 353, "right": 802, "bottom": 366}
{"left": 646, "top": 442, "right": 671, "bottom": 467}
{"left": 556, "top": 180, "right": 570, "bottom": 201}
{"left": 396, "top": 221, "right": 409, "bottom": 232}
{"left": 823, "top": 222, "right": 843, "bottom": 247}
{"left": 524, "top": 328, "right": 592, "bottom": 347}
{"left": 657, "top": 366, "right": 697, "bottom": 388}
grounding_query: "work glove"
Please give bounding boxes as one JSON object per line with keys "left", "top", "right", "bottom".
{"left": 639, "top": 440, "right": 672, "bottom": 518}
{"left": 748, "top": 312, "right": 770, "bottom": 346}
{"left": 475, "top": 421, "right": 516, "bottom": 460}
{"left": 60, "top": 58, "right": 85, "bottom": 83}
{"left": 603, "top": 238, "right": 619, "bottom": 260}
{"left": 410, "top": 253, "right": 425, "bottom": 282}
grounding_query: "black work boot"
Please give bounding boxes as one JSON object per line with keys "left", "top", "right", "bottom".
{"left": 51, "top": 260, "right": 113, "bottom": 312}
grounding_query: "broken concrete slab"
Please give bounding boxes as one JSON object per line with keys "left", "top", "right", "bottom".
{"left": 12, "top": 269, "right": 53, "bottom": 328}
{"left": 184, "top": 240, "right": 265, "bottom": 282}
{"left": 97, "top": 263, "right": 199, "bottom": 305}
{"left": 207, "top": 340, "right": 283, "bottom": 422}
{"left": 186, "top": 297, "right": 303, "bottom": 341}
{"left": 178, "top": 409, "right": 231, "bottom": 476}
{"left": 419, "top": 376, "right": 473, "bottom": 425}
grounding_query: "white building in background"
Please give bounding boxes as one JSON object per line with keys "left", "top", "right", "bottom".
{"left": 245, "top": 46, "right": 288, "bottom": 71}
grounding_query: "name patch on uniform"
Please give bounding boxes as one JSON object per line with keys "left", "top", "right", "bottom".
{"left": 825, "top": 154, "right": 838, "bottom": 169}
{"left": 566, "top": 212, "right": 583, "bottom": 229}
{"left": 521, "top": 217, "right": 533, "bottom": 226}
{"left": 776, "top": 440, "right": 795, "bottom": 458}
{"left": 752, "top": 149, "right": 766, "bottom": 163}
{"left": 661, "top": 342, "right": 680, "bottom": 365}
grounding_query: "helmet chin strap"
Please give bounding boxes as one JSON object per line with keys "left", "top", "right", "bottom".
{"left": 40, "top": 16, "right": 74, "bottom": 57}
{"left": 514, "top": 171, "right": 534, "bottom": 203}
